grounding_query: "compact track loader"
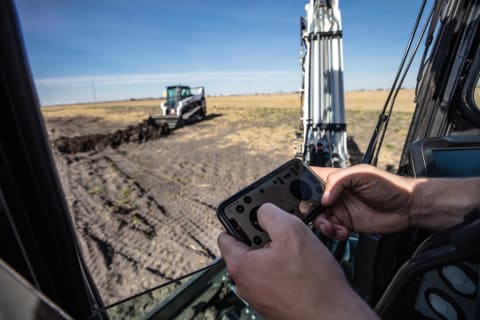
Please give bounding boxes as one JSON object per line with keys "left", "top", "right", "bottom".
{"left": 148, "top": 85, "right": 206, "bottom": 130}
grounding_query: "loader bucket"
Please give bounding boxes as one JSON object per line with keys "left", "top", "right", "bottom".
{"left": 148, "top": 114, "right": 184, "bottom": 130}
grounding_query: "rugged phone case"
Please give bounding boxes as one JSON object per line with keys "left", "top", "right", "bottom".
{"left": 217, "top": 159, "right": 325, "bottom": 248}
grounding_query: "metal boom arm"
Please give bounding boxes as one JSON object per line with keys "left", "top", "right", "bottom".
{"left": 298, "top": 0, "right": 348, "bottom": 168}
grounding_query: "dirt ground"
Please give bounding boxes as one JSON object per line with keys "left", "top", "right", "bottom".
{"left": 44, "top": 111, "right": 294, "bottom": 306}
{"left": 42, "top": 90, "right": 414, "bottom": 305}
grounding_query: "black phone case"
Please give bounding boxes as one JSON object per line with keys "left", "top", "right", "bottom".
{"left": 216, "top": 159, "right": 325, "bottom": 248}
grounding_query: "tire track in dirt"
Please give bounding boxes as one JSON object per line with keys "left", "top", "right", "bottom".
{"left": 102, "top": 155, "right": 170, "bottom": 217}
{"left": 57, "top": 153, "right": 176, "bottom": 301}
{"left": 105, "top": 151, "right": 221, "bottom": 259}
{"left": 56, "top": 145, "right": 229, "bottom": 303}
{"left": 50, "top": 113, "right": 291, "bottom": 305}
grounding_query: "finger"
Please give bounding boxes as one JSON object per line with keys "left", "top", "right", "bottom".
{"left": 314, "top": 216, "right": 350, "bottom": 240}
{"left": 322, "top": 164, "right": 390, "bottom": 206}
{"left": 217, "top": 231, "right": 249, "bottom": 263}
{"left": 333, "top": 225, "right": 350, "bottom": 241}
{"left": 328, "top": 215, "right": 342, "bottom": 225}
{"left": 314, "top": 216, "right": 336, "bottom": 237}
{"left": 309, "top": 166, "right": 339, "bottom": 182}
{"left": 326, "top": 215, "right": 351, "bottom": 240}
{"left": 256, "top": 203, "right": 298, "bottom": 242}
{"left": 321, "top": 166, "right": 363, "bottom": 206}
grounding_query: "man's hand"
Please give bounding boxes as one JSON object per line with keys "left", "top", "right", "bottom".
{"left": 310, "top": 164, "right": 419, "bottom": 240}
{"left": 217, "top": 203, "right": 377, "bottom": 320}
{"left": 311, "top": 164, "right": 480, "bottom": 239}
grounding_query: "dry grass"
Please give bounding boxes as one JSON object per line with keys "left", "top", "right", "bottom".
{"left": 181, "top": 106, "right": 297, "bottom": 158}
{"left": 42, "top": 89, "right": 416, "bottom": 169}
{"left": 345, "top": 89, "right": 415, "bottom": 112}
{"left": 42, "top": 89, "right": 415, "bottom": 116}
{"left": 207, "top": 94, "right": 298, "bottom": 109}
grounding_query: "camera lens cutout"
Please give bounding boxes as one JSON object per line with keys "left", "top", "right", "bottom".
{"left": 243, "top": 196, "right": 252, "bottom": 204}
{"left": 253, "top": 236, "right": 262, "bottom": 246}
{"left": 290, "top": 179, "right": 312, "bottom": 201}
{"left": 236, "top": 205, "right": 245, "bottom": 213}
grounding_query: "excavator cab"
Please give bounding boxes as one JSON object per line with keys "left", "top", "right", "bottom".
{"left": 1, "top": 0, "right": 480, "bottom": 319}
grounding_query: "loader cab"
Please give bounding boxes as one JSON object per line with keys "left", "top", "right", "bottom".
{"left": 165, "top": 85, "right": 191, "bottom": 109}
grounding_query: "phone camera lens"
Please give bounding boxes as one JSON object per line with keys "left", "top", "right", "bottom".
{"left": 244, "top": 196, "right": 252, "bottom": 204}
{"left": 236, "top": 205, "right": 245, "bottom": 213}
{"left": 253, "top": 236, "right": 262, "bottom": 246}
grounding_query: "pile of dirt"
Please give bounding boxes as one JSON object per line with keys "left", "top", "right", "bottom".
{"left": 53, "top": 120, "right": 169, "bottom": 154}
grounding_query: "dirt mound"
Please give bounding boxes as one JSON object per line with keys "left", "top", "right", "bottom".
{"left": 53, "top": 121, "right": 169, "bottom": 154}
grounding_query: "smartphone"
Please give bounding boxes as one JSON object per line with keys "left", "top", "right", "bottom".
{"left": 216, "top": 158, "right": 326, "bottom": 248}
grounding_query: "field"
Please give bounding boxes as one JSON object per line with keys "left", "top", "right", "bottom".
{"left": 42, "top": 89, "right": 415, "bottom": 305}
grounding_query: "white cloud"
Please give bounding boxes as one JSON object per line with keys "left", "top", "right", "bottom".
{"left": 35, "top": 71, "right": 299, "bottom": 87}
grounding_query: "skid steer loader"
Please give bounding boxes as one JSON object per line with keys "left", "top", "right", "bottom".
{"left": 148, "top": 85, "right": 207, "bottom": 130}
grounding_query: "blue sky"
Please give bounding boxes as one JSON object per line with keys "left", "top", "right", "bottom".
{"left": 15, "top": 0, "right": 428, "bottom": 105}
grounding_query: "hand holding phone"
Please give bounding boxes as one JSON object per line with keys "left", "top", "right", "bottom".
{"left": 216, "top": 159, "right": 326, "bottom": 248}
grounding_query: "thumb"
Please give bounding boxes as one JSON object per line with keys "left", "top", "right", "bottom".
{"left": 257, "top": 203, "right": 304, "bottom": 243}
{"left": 309, "top": 166, "right": 339, "bottom": 182}
{"left": 217, "top": 231, "right": 249, "bottom": 264}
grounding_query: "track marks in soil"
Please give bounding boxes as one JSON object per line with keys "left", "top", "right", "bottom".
{"left": 103, "top": 155, "right": 170, "bottom": 218}
{"left": 87, "top": 229, "right": 115, "bottom": 270}
{"left": 58, "top": 148, "right": 223, "bottom": 303}
{"left": 191, "top": 198, "right": 217, "bottom": 211}
{"left": 50, "top": 113, "right": 292, "bottom": 304}
{"left": 145, "top": 267, "right": 175, "bottom": 281}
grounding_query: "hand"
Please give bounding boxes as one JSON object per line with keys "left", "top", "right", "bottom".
{"left": 217, "top": 203, "right": 377, "bottom": 320}
{"left": 310, "top": 164, "right": 417, "bottom": 240}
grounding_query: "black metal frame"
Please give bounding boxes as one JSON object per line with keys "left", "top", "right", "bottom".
{"left": 460, "top": 43, "right": 480, "bottom": 127}
{"left": 353, "top": 0, "right": 480, "bottom": 313}
{"left": 0, "top": 1, "right": 104, "bottom": 318}
{"left": 400, "top": 0, "right": 480, "bottom": 164}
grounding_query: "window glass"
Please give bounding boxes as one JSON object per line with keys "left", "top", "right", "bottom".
{"left": 12, "top": 1, "right": 299, "bottom": 307}
{"left": 13, "top": 0, "right": 424, "bottom": 312}
{"left": 13, "top": 1, "right": 229, "bottom": 306}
